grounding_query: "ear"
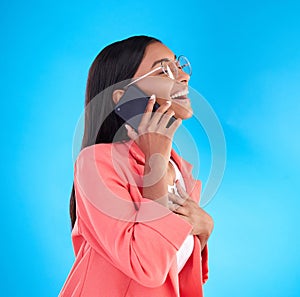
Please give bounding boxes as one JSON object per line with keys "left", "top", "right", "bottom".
{"left": 112, "top": 89, "right": 125, "bottom": 105}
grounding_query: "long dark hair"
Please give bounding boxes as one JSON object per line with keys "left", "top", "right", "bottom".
{"left": 70, "top": 35, "right": 161, "bottom": 229}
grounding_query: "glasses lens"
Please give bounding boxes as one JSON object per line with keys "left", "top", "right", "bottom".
{"left": 177, "top": 56, "right": 192, "bottom": 76}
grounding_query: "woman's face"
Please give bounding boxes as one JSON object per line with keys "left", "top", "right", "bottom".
{"left": 132, "top": 42, "right": 193, "bottom": 120}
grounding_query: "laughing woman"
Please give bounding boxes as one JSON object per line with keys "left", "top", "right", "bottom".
{"left": 59, "top": 35, "right": 214, "bottom": 297}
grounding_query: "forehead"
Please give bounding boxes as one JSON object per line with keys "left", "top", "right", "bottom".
{"left": 133, "top": 42, "right": 175, "bottom": 77}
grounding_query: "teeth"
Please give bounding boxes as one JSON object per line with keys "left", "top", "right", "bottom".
{"left": 170, "top": 89, "right": 189, "bottom": 99}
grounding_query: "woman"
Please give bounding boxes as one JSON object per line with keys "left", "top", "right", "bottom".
{"left": 59, "top": 35, "right": 214, "bottom": 297}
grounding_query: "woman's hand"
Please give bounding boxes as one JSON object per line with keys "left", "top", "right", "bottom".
{"left": 168, "top": 181, "right": 214, "bottom": 251}
{"left": 125, "top": 94, "right": 182, "bottom": 206}
{"left": 125, "top": 94, "right": 181, "bottom": 162}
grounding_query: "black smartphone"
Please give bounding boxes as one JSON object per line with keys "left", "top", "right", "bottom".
{"left": 114, "top": 84, "right": 176, "bottom": 132}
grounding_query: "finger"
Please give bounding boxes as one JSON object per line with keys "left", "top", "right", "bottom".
{"left": 125, "top": 124, "right": 138, "bottom": 140}
{"left": 158, "top": 110, "right": 175, "bottom": 129}
{"left": 168, "top": 192, "right": 186, "bottom": 206}
{"left": 173, "top": 205, "right": 190, "bottom": 217}
{"left": 166, "top": 118, "right": 182, "bottom": 136}
{"left": 177, "top": 213, "right": 191, "bottom": 224}
{"left": 148, "top": 100, "right": 171, "bottom": 126}
{"left": 168, "top": 202, "right": 180, "bottom": 212}
{"left": 175, "top": 180, "right": 189, "bottom": 199}
{"left": 138, "top": 94, "right": 156, "bottom": 130}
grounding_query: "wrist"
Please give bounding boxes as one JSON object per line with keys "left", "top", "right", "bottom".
{"left": 143, "top": 174, "right": 169, "bottom": 206}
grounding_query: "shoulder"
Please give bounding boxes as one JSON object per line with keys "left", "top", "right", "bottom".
{"left": 78, "top": 143, "right": 114, "bottom": 159}
{"left": 75, "top": 142, "right": 137, "bottom": 176}
{"left": 77, "top": 142, "right": 134, "bottom": 162}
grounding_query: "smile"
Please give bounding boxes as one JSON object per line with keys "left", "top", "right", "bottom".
{"left": 170, "top": 89, "right": 189, "bottom": 99}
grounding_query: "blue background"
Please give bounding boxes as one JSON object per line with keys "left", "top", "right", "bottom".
{"left": 1, "top": 0, "right": 299, "bottom": 296}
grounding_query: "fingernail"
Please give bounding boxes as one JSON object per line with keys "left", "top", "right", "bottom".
{"left": 166, "top": 100, "right": 171, "bottom": 105}
{"left": 150, "top": 94, "right": 156, "bottom": 101}
{"left": 124, "top": 124, "right": 130, "bottom": 130}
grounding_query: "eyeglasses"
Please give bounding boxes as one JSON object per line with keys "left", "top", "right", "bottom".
{"left": 125, "top": 55, "right": 192, "bottom": 88}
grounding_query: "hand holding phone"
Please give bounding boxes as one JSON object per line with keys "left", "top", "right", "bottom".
{"left": 114, "top": 85, "right": 176, "bottom": 132}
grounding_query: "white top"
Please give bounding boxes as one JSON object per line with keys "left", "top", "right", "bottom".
{"left": 168, "top": 158, "right": 194, "bottom": 273}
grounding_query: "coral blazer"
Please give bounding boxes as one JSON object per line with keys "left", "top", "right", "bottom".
{"left": 59, "top": 140, "right": 208, "bottom": 297}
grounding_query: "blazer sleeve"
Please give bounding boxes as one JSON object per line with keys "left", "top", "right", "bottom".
{"left": 74, "top": 148, "right": 193, "bottom": 288}
{"left": 201, "top": 244, "right": 209, "bottom": 284}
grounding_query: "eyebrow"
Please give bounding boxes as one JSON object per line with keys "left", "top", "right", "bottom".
{"left": 151, "top": 55, "right": 177, "bottom": 68}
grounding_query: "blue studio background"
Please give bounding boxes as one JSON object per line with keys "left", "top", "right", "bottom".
{"left": 1, "top": 0, "right": 299, "bottom": 296}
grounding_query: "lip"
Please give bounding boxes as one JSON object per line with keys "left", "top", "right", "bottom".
{"left": 170, "top": 88, "right": 189, "bottom": 99}
{"left": 172, "top": 97, "right": 190, "bottom": 105}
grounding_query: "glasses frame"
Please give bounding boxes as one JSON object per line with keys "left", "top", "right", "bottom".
{"left": 125, "top": 55, "right": 192, "bottom": 88}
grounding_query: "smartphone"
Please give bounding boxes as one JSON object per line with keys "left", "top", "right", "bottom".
{"left": 114, "top": 84, "right": 176, "bottom": 132}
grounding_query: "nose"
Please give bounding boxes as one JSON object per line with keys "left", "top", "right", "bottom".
{"left": 177, "top": 68, "right": 190, "bottom": 85}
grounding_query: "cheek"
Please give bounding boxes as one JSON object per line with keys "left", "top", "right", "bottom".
{"left": 136, "top": 77, "right": 174, "bottom": 100}
{"left": 155, "top": 99, "right": 193, "bottom": 120}
{"left": 155, "top": 97, "right": 168, "bottom": 107}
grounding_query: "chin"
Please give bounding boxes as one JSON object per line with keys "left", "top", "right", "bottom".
{"left": 171, "top": 100, "right": 193, "bottom": 120}
{"left": 175, "top": 109, "right": 193, "bottom": 120}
